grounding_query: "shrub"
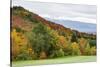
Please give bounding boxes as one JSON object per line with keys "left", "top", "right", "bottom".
{"left": 63, "top": 45, "right": 73, "bottom": 56}
{"left": 56, "top": 49, "right": 64, "bottom": 57}
{"left": 90, "top": 46, "right": 96, "bottom": 55}
{"left": 50, "top": 49, "right": 64, "bottom": 58}
{"left": 16, "top": 52, "right": 32, "bottom": 60}
{"left": 39, "top": 51, "right": 47, "bottom": 59}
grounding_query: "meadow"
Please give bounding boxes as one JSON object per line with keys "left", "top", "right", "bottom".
{"left": 12, "top": 56, "right": 96, "bottom": 67}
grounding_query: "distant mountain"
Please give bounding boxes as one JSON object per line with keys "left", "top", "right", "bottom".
{"left": 44, "top": 18, "right": 96, "bottom": 34}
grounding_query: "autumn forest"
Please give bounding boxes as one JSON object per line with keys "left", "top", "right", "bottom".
{"left": 11, "top": 6, "right": 96, "bottom": 61}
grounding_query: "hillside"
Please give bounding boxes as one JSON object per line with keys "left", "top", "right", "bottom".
{"left": 12, "top": 6, "right": 73, "bottom": 34}
{"left": 11, "top": 6, "right": 96, "bottom": 39}
{"left": 11, "top": 6, "right": 96, "bottom": 61}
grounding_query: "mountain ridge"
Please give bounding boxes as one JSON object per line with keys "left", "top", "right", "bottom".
{"left": 44, "top": 17, "right": 96, "bottom": 33}
{"left": 11, "top": 6, "right": 96, "bottom": 39}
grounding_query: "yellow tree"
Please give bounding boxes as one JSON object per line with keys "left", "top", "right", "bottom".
{"left": 57, "top": 36, "right": 68, "bottom": 49}
{"left": 79, "top": 38, "right": 88, "bottom": 55}
{"left": 71, "top": 42, "right": 81, "bottom": 55}
{"left": 11, "top": 28, "right": 28, "bottom": 60}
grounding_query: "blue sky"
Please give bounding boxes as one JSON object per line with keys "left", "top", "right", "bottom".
{"left": 12, "top": 0, "right": 97, "bottom": 24}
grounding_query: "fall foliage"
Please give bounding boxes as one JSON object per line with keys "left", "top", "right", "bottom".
{"left": 11, "top": 6, "right": 96, "bottom": 61}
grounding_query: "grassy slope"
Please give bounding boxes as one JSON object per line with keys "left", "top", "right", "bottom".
{"left": 12, "top": 56, "right": 96, "bottom": 67}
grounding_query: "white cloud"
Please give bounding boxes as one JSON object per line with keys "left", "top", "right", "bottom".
{"left": 13, "top": 0, "right": 97, "bottom": 24}
{"left": 73, "top": 17, "right": 96, "bottom": 24}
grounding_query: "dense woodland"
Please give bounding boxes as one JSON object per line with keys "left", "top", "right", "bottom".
{"left": 11, "top": 6, "right": 96, "bottom": 61}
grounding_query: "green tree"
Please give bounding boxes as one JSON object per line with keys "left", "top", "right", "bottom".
{"left": 26, "top": 23, "right": 58, "bottom": 59}
{"left": 84, "top": 43, "right": 91, "bottom": 55}
{"left": 71, "top": 32, "right": 78, "bottom": 43}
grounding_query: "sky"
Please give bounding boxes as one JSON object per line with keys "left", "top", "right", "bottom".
{"left": 12, "top": 0, "right": 97, "bottom": 24}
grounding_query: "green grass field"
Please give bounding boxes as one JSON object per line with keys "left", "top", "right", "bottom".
{"left": 12, "top": 56, "right": 96, "bottom": 67}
